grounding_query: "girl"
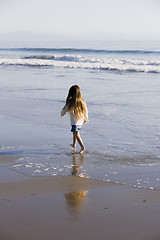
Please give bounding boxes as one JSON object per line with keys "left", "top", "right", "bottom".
{"left": 61, "top": 85, "right": 88, "bottom": 154}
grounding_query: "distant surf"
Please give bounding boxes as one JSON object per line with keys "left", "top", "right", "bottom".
{"left": 0, "top": 47, "right": 160, "bottom": 73}
{"left": 1, "top": 47, "right": 160, "bottom": 55}
{"left": 0, "top": 55, "right": 160, "bottom": 73}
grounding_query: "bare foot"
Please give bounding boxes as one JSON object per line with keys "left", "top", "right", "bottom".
{"left": 79, "top": 147, "right": 85, "bottom": 154}
{"left": 70, "top": 144, "right": 75, "bottom": 149}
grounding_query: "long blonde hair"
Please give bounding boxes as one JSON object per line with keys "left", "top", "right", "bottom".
{"left": 66, "top": 85, "right": 86, "bottom": 119}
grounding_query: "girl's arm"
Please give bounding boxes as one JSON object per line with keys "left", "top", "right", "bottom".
{"left": 83, "top": 105, "right": 88, "bottom": 124}
{"left": 61, "top": 105, "right": 68, "bottom": 117}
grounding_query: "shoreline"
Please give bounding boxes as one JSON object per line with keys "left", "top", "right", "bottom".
{"left": 1, "top": 154, "right": 160, "bottom": 239}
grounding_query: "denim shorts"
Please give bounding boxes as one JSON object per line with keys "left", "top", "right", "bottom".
{"left": 71, "top": 125, "right": 82, "bottom": 132}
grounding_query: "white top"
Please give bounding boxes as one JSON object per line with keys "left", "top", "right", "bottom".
{"left": 61, "top": 104, "right": 88, "bottom": 125}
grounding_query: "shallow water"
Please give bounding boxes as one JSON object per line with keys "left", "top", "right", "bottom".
{"left": 0, "top": 40, "right": 160, "bottom": 189}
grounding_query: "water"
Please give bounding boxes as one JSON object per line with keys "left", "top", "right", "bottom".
{"left": 0, "top": 40, "right": 160, "bottom": 189}
{"left": 0, "top": 41, "right": 160, "bottom": 72}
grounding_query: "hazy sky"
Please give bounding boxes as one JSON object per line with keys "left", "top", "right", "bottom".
{"left": 0, "top": 0, "right": 160, "bottom": 40}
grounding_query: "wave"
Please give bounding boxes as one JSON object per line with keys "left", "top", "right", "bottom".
{"left": 24, "top": 55, "right": 160, "bottom": 65}
{"left": 1, "top": 47, "right": 160, "bottom": 55}
{"left": 24, "top": 54, "right": 103, "bottom": 63}
{"left": 1, "top": 55, "right": 160, "bottom": 73}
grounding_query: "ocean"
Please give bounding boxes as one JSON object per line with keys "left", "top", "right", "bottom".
{"left": 0, "top": 40, "right": 160, "bottom": 189}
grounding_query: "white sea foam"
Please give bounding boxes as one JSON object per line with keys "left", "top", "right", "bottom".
{"left": 0, "top": 56, "right": 160, "bottom": 73}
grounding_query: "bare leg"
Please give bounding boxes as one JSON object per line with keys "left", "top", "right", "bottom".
{"left": 76, "top": 131, "right": 85, "bottom": 153}
{"left": 70, "top": 131, "right": 77, "bottom": 149}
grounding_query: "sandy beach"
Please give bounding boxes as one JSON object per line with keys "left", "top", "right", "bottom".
{"left": 0, "top": 154, "right": 160, "bottom": 240}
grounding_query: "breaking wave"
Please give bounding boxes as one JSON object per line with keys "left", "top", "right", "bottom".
{"left": 0, "top": 54, "right": 160, "bottom": 73}
{"left": 0, "top": 47, "right": 160, "bottom": 73}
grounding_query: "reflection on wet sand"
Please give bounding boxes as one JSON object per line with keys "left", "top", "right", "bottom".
{"left": 65, "top": 154, "right": 88, "bottom": 216}
{"left": 71, "top": 153, "right": 84, "bottom": 176}
{"left": 65, "top": 190, "right": 88, "bottom": 214}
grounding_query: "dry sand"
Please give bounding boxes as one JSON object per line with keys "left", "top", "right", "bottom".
{"left": 0, "top": 154, "right": 160, "bottom": 240}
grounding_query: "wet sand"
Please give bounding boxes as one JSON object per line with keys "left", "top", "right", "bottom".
{"left": 0, "top": 155, "right": 160, "bottom": 240}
